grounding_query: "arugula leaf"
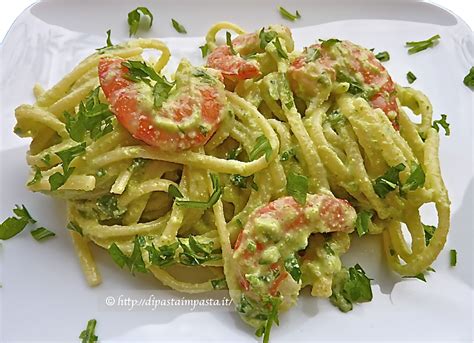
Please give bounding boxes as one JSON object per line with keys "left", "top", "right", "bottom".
{"left": 432, "top": 114, "right": 450, "bottom": 136}
{"left": 96, "top": 29, "right": 113, "bottom": 53}
{"left": 146, "top": 241, "right": 179, "bottom": 267}
{"left": 96, "top": 194, "right": 126, "bottom": 219}
{"left": 108, "top": 236, "right": 147, "bottom": 275}
{"left": 128, "top": 7, "right": 154, "bottom": 37}
{"left": 272, "top": 38, "right": 288, "bottom": 59}
{"left": 406, "top": 71, "right": 417, "bottom": 84}
{"left": 30, "top": 227, "right": 56, "bottom": 241}
{"left": 463, "top": 67, "right": 474, "bottom": 87}
{"left": 280, "top": 148, "right": 295, "bottom": 161}
{"left": 330, "top": 264, "right": 373, "bottom": 312}
{"left": 259, "top": 29, "right": 278, "bottom": 50}
{"left": 375, "top": 51, "right": 390, "bottom": 62}
{"left": 226, "top": 31, "right": 237, "bottom": 55}
{"left": 249, "top": 135, "right": 272, "bottom": 161}
{"left": 199, "top": 44, "right": 210, "bottom": 58}
{"left": 284, "top": 254, "right": 301, "bottom": 282}
{"left": 355, "top": 210, "right": 372, "bottom": 237}
{"left": 255, "top": 297, "right": 281, "bottom": 343}
{"left": 286, "top": 172, "right": 308, "bottom": 205}
{"left": 450, "top": 249, "right": 457, "bottom": 267}
{"left": 326, "top": 110, "right": 346, "bottom": 127}
{"left": 423, "top": 224, "right": 436, "bottom": 246}
{"left": 405, "top": 34, "right": 440, "bottom": 54}
{"left": 178, "top": 236, "right": 220, "bottom": 266}
{"left": 211, "top": 278, "right": 228, "bottom": 290}
{"left": 171, "top": 19, "right": 187, "bottom": 34}
{"left": 305, "top": 47, "right": 321, "bottom": 62}
{"left": 373, "top": 163, "right": 406, "bottom": 198}
{"left": 403, "top": 273, "right": 426, "bottom": 282}
{"left": 172, "top": 174, "right": 223, "bottom": 209}
{"left": 65, "top": 87, "right": 114, "bottom": 142}
{"left": 67, "top": 221, "right": 83, "bottom": 236}
{"left": 27, "top": 167, "right": 42, "bottom": 186}
{"left": 401, "top": 163, "right": 425, "bottom": 194}
{"left": 278, "top": 6, "right": 301, "bottom": 21}
{"left": 79, "top": 318, "right": 98, "bottom": 343}
{"left": 319, "top": 38, "right": 341, "bottom": 49}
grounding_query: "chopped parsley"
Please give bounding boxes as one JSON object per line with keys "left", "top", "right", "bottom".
{"left": 0, "top": 205, "right": 36, "bottom": 240}
{"left": 401, "top": 163, "right": 425, "bottom": 194}
{"left": 259, "top": 29, "right": 278, "bottom": 50}
{"left": 230, "top": 174, "right": 249, "bottom": 188}
{"left": 463, "top": 67, "right": 474, "bottom": 87}
{"left": 403, "top": 273, "right": 427, "bottom": 282}
{"left": 199, "top": 44, "right": 210, "bottom": 58}
{"left": 305, "top": 47, "right": 321, "bottom": 62}
{"left": 423, "top": 224, "right": 436, "bottom": 245}
{"left": 278, "top": 6, "right": 301, "bottom": 21}
{"left": 336, "top": 71, "right": 365, "bottom": 97}
{"left": 319, "top": 38, "right": 341, "bottom": 49}
{"left": 326, "top": 110, "right": 346, "bottom": 127}
{"left": 171, "top": 19, "right": 187, "bottom": 34}
{"left": 375, "top": 51, "right": 390, "bottom": 62}
{"left": 79, "top": 319, "right": 98, "bottom": 343}
{"left": 48, "top": 143, "right": 86, "bottom": 191}
{"left": 406, "top": 71, "right": 417, "bottom": 84}
{"left": 127, "top": 7, "right": 154, "bottom": 37}
{"left": 96, "top": 194, "right": 126, "bottom": 219}
{"left": 249, "top": 135, "right": 272, "bottom": 161}
{"left": 178, "top": 236, "right": 220, "bottom": 266}
{"left": 255, "top": 297, "right": 281, "bottom": 343}
{"left": 211, "top": 278, "right": 228, "bottom": 290}
{"left": 30, "top": 227, "right": 56, "bottom": 241}
{"left": 27, "top": 166, "right": 42, "bottom": 186}
{"left": 405, "top": 34, "right": 440, "bottom": 54}
{"left": 286, "top": 172, "right": 308, "bottom": 205}
{"left": 355, "top": 210, "right": 372, "bottom": 237}
{"left": 67, "top": 221, "right": 83, "bottom": 236}
{"left": 96, "top": 29, "right": 113, "bottom": 53}
{"left": 432, "top": 114, "right": 450, "bottom": 136}
{"left": 450, "top": 249, "right": 457, "bottom": 267}
{"left": 373, "top": 163, "right": 406, "bottom": 198}
{"left": 272, "top": 37, "right": 288, "bottom": 59}
{"left": 280, "top": 148, "right": 296, "bottom": 161}
{"left": 146, "top": 241, "right": 179, "bottom": 267}
{"left": 284, "top": 254, "right": 301, "bottom": 282}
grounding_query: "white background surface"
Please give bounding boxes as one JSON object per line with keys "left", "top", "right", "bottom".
{"left": 0, "top": 0, "right": 473, "bottom": 342}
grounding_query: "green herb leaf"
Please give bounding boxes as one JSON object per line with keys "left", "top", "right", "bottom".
{"left": 171, "top": 19, "right": 187, "bottom": 34}
{"left": 375, "top": 51, "right": 390, "bottom": 62}
{"left": 249, "top": 135, "right": 272, "bottom": 161}
{"left": 146, "top": 241, "right": 179, "bottom": 267}
{"left": 96, "top": 194, "right": 126, "bottom": 219}
{"left": 406, "top": 71, "right": 417, "bottom": 84}
{"left": 211, "top": 278, "right": 228, "bottom": 290}
{"left": 284, "top": 254, "right": 301, "bottom": 282}
{"left": 403, "top": 273, "right": 426, "bottom": 282}
{"left": 405, "top": 34, "right": 440, "bottom": 54}
{"left": 79, "top": 318, "right": 98, "bottom": 343}
{"left": 13, "top": 204, "right": 36, "bottom": 224}
{"left": 280, "top": 148, "right": 296, "bottom": 161}
{"left": 373, "top": 163, "right": 406, "bottom": 198}
{"left": 199, "top": 44, "right": 210, "bottom": 58}
{"left": 255, "top": 297, "right": 281, "bottom": 343}
{"left": 226, "top": 31, "right": 237, "bottom": 55}
{"left": 330, "top": 264, "right": 373, "bottom": 312}
{"left": 319, "top": 38, "right": 341, "bottom": 49}
{"left": 127, "top": 158, "right": 146, "bottom": 172}
{"left": 109, "top": 243, "right": 129, "bottom": 268}
{"left": 401, "top": 163, "right": 425, "bottom": 194}
{"left": 67, "top": 221, "right": 83, "bottom": 236}
{"left": 168, "top": 184, "right": 184, "bottom": 199}
{"left": 259, "top": 29, "right": 278, "bottom": 50}
{"left": 128, "top": 7, "right": 154, "bottom": 37}
{"left": 278, "top": 6, "right": 301, "bottom": 21}
{"left": 463, "top": 66, "right": 474, "bottom": 87}
{"left": 305, "top": 47, "right": 321, "bottom": 62}
{"left": 432, "top": 114, "right": 450, "bottom": 136}
{"left": 27, "top": 167, "right": 42, "bottom": 186}
{"left": 48, "top": 143, "right": 86, "bottom": 191}
{"left": 286, "top": 172, "right": 308, "bottom": 205}
{"left": 355, "top": 210, "right": 372, "bottom": 237}
{"left": 326, "top": 110, "right": 346, "bottom": 127}
{"left": 272, "top": 38, "right": 288, "bottom": 59}
{"left": 174, "top": 174, "right": 223, "bottom": 209}
{"left": 96, "top": 29, "right": 113, "bottom": 52}
{"left": 109, "top": 236, "right": 147, "bottom": 275}
{"left": 178, "top": 236, "right": 220, "bottom": 266}
{"left": 227, "top": 146, "right": 242, "bottom": 160}
{"left": 336, "top": 71, "right": 366, "bottom": 97}
{"left": 450, "top": 249, "right": 457, "bottom": 267}
{"left": 230, "top": 174, "right": 249, "bottom": 188}
{"left": 423, "top": 224, "right": 436, "bottom": 246}
{"left": 0, "top": 217, "right": 29, "bottom": 240}
{"left": 30, "top": 227, "right": 56, "bottom": 241}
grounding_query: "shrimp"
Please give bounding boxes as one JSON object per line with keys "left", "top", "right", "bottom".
{"left": 207, "top": 25, "right": 294, "bottom": 81}
{"left": 98, "top": 57, "right": 226, "bottom": 151}
{"left": 233, "top": 193, "right": 356, "bottom": 327}
{"left": 288, "top": 40, "right": 399, "bottom": 127}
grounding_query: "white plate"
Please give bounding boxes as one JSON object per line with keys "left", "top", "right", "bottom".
{"left": 1, "top": 0, "right": 473, "bottom": 342}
